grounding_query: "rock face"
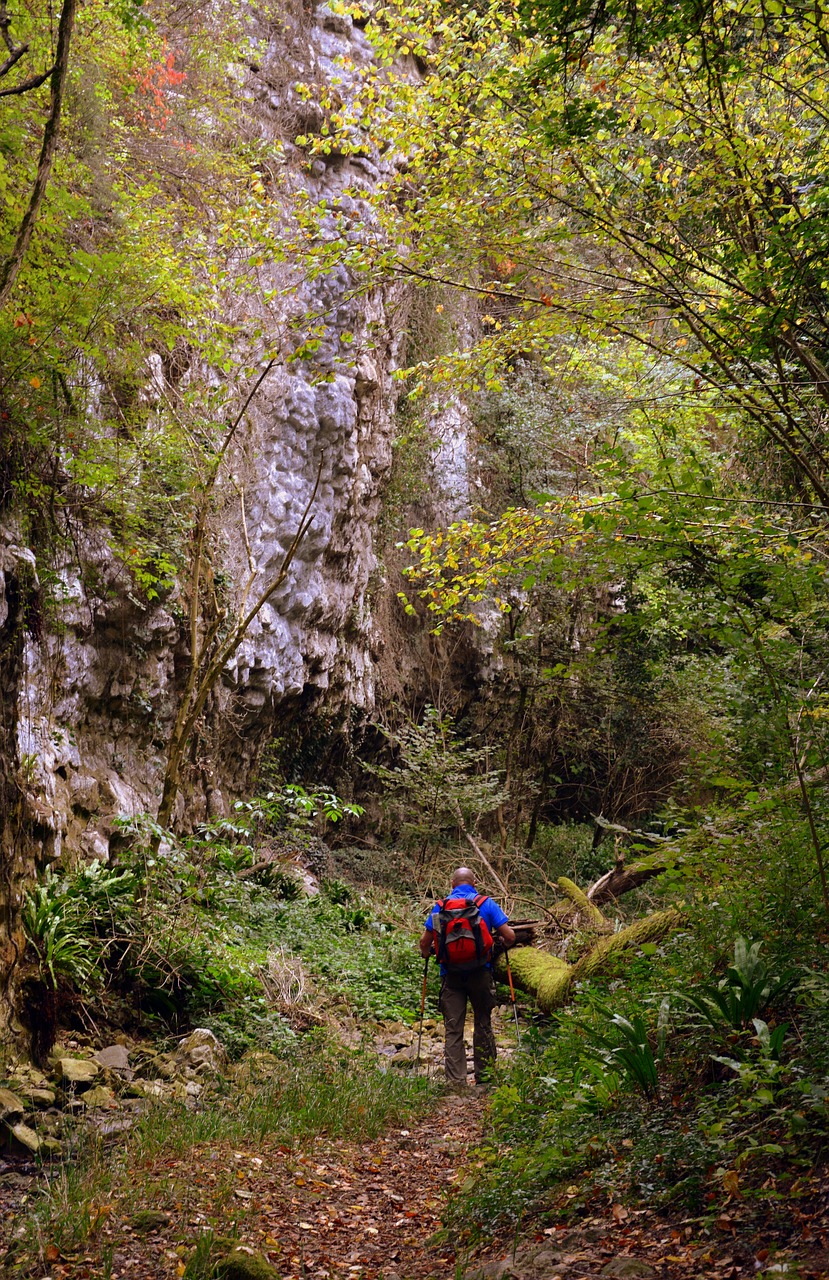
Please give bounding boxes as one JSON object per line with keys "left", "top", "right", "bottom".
{"left": 0, "top": 1, "right": 480, "bottom": 874}
{"left": 0, "top": 0, "right": 496, "bottom": 964}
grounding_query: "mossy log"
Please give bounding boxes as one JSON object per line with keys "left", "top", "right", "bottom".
{"left": 497, "top": 947, "right": 572, "bottom": 1013}
{"left": 569, "top": 907, "right": 684, "bottom": 981}
{"left": 556, "top": 876, "right": 609, "bottom": 930}
{"left": 496, "top": 907, "right": 683, "bottom": 1014}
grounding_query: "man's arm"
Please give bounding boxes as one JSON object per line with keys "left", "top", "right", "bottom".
{"left": 496, "top": 922, "right": 516, "bottom": 948}
{"left": 419, "top": 927, "right": 434, "bottom": 958}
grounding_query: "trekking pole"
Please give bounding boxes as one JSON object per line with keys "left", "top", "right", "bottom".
{"left": 415, "top": 955, "right": 429, "bottom": 1072}
{"left": 504, "top": 950, "right": 521, "bottom": 1047}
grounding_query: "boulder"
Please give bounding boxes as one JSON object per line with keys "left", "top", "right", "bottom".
{"left": 9, "top": 1122, "right": 41, "bottom": 1154}
{"left": 214, "top": 1246, "right": 281, "bottom": 1280}
{"left": 0, "top": 1087, "right": 26, "bottom": 1123}
{"left": 58, "top": 1058, "right": 99, "bottom": 1087}
{"left": 94, "top": 1045, "right": 130, "bottom": 1071}
{"left": 176, "top": 1029, "right": 226, "bottom": 1074}
{"left": 82, "top": 1085, "right": 116, "bottom": 1108}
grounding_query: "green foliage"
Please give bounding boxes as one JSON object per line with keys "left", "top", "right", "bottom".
{"left": 576, "top": 1000, "right": 670, "bottom": 1099}
{"left": 233, "top": 785, "right": 364, "bottom": 844}
{"left": 49, "top": 811, "right": 434, "bottom": 1047}
{"left": 22, "top": 861, "right": 135, "bottom": 988}
{"left": 445, "top": 794, "right": 829, "bottom": 1240}
{"left": 676, "top": 936, "right": 795, "bottom": 1033}
{"left": 363, "top": 707, "right": 507, "bottom": 855}
{"left": 276, "top": 890, "right": 431, "bottom": 1023}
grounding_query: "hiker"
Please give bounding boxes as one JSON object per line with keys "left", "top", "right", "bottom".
{"left": 419, "top": 867, "right": 516, "bottom": 1087}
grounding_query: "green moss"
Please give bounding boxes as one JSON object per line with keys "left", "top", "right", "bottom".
{"left": 214, "top": 1248, "right": 280, "bottom": 1280}
{"left": 570, "top": 909, "right": 683, "bottom": 981}
{"left": 496, "top": 947, "right": 573, "bottom": 1012}
{"left": 556, "top": 876, "right": 608, "bottom": 929}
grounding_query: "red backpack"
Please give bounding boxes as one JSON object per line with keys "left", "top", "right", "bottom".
{"left": 434, "top": 894, "right": 493, "bottom": 970}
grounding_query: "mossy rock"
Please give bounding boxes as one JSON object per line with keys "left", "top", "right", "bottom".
{"left": 214, "top": 1246, "right": 280, "bottom": 1280}
{"left": 132, "top": 1209, "right": 171, "bottom": 1232}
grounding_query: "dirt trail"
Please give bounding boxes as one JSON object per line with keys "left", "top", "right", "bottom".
{"left": 11, "top": 1008, "right": 825, "bottom": 1279}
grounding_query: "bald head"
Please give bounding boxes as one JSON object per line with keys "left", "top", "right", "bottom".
{"left": 451, "top": 866, "right": 475, "bottom": 888}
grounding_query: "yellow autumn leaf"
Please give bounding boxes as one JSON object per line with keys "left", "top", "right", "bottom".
{"left": 29, "top": 376, "right": 41, "bottom": 388}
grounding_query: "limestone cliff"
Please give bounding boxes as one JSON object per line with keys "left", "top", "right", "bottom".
{"left": 0, "top": 3, "right": 482, "bottom": 866}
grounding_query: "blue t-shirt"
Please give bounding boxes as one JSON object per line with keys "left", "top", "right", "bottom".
{"left": 424, "top": 883, "right": 509, "bottom": 974}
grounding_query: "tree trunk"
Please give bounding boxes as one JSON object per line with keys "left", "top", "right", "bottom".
{"left": 0, "top": 563, "right": 37, "bottom": 1046}
{"left": 0, "top": 0, "right": 78, "bottom": 309}
{"left": 495, "top": 907, "right": 682, "bottom": 1013}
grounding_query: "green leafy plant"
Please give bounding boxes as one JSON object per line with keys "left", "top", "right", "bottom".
{"left": 576, "top": 999, "right": 670, "bottom": 1099}
{"left": 363, "top": 707, "right": 507, "bottom": 859}
{"left": 22, "top": 875, "right": 97, "bottom": 988}
{"left": 22, "top": 860, "right": 137, "bottom": 989}
{"left": 676, "top": 937, "right": 794, "bottom": 1033}
{"left": 233, "top": 784, "right": 364, "bottom": 842}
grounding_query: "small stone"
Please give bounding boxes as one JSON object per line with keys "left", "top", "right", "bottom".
{"left": 26, "top": 1087, "right": 56, "bottom": 1108}
{"left": 463, "top": 1260, "right": 514, "bottom": 1280}
{"left": 125, "top": 1080, "right": 165, "bottom": 1099}
{"left": 214, "top": 1246, "right": 281, "bottom": 1280}
{"left": 82, "top": 1085, "right": 116, "bottom": 1108}
{"left": 94, "top": 1045, "right": 130, "bottom": 1071}
{"left": 40, "top": 1137, "right": 63, "bottom": 1157}
{"left": 9, "top": 1122, "right": 41, "bottom": 1154}
{"left": 154, "top": 1054, "right": 177, "bottom": 1080}
{"left": 0, "top": 1087, "right": 26, "bottom": 1123}
{"left": 600, "top": 1260, "right": 657, "bottom": 1279}
{"left": 94, "top": 1116, "right": 134, "bottom": 1136}
{"left": 58, "top": 1057, "right": 99, "bottom": 1087}
{"left": 132, "top": 1209, "right": 171, "bottom": 1232}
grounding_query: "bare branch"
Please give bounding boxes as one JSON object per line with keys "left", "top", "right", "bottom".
{"left": 0, "top": 68, "right": 53, "bottom": 97}
{"left": 0, "top": 44, "right": 28, "bottom": 77}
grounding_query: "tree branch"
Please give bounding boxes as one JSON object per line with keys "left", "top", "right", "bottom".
{"left": 0, "top": 67, "right": 53, "bottom": 97}
{"left": 0, "top": 0, "right": 77, "bottom": 311}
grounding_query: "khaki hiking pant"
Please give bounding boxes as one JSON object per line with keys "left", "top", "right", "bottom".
{"left": 439, "top": 968, "right": 497, "bottom": 1084}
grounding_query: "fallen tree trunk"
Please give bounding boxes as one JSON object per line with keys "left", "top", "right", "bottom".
{"left": 587, "top": 851, "right": 671, "bottom": 904}
{"left": 495, "top": 907, "right": 683, "bottom": 1013}
{"left": 557, "top": 876, "right": 610, "bottom": 929}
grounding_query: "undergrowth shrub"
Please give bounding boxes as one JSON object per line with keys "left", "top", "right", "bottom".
{"left": 22, "top": 810, "right": 433, "bottom": 1056}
